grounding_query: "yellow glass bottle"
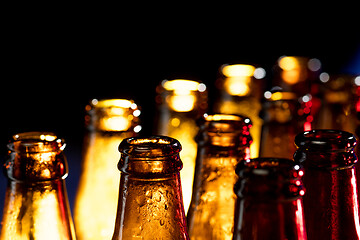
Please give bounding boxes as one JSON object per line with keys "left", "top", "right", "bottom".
{"left": 112, "top": 136, "right": 189, "bottom": 240}
{"left": 214, "top": 63, "right": 265, "bottom": 158}
{"left": 0, "top": 132, "right": 76, "bottom": 240}
{"left": 74, "top": 99, "right": 141, "bottom": 240}
{"left": 155, "top": 79, "right": 208, "bottom": 213}
{"left": 187, "top": 114, "right": 252, "bottom": 240}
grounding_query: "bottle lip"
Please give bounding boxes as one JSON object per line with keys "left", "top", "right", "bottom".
{"left": 235, "top": 158, "right": 305, "bottom": 200}
{"left": 295, "top": 129, "right": 357, "bottom": 150}
{"left": 199, "top": 113, "right": 252, "bottom": 132}
{"left": 86, "top": 98, "right": 141, "bottom": 133}
{"left": 119, "top": 135, "right": 181, "bottom": 158}
{"left": 8, "top": 132, "right": 65, "bottom": 153}
{"left": 236, "top": 158, "right": 304, "bottom": 178}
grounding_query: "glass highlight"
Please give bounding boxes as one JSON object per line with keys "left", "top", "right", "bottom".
{"left": 74, "top": 99, "right": 141, "bottom": 240}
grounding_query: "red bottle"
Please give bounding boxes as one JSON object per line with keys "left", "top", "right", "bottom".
{"left": 233, "top": 158, "right": 307, "bottom": 240}
{"left": 294, "top": 129, "right": 360, "bottom": 239}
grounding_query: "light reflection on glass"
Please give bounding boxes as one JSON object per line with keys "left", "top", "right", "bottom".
{"left": 350, "top": 168, "right": 360, "bottom": 238}
{"left": 74, "top": 99, "right": 141, "bottom": 240}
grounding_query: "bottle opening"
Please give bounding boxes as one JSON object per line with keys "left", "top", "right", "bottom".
{"left": 8, "top": 132, "right": 65, "bottom": 153}
{"left": 161, "top": 79, "right": 206, "bottom": 112}
{"left": 119, "top": 136, "right": 182, "bottom": 158}
{"left": 295, "top": 129, "right": 357, "bottom": 150}
{"left": 200, "top": 114, "right": 252, "bottom": 133}
{"left": 235, "top": 158, "right": 305, "bottom": 200}
{"left": 87, "top": 98, "right": 141, "bottom": 132}
{"left": 204, "top": 114, "right": 244, "bottom": 122}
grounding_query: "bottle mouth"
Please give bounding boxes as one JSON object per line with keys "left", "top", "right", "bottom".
{"left": 6, "top": 132, "right": 68, "bottom": 181}
{"left": 235, "top": 158, "right": 305, "bottom": 200}
{"left": 86, "top": 98, "right": 141, "bottom": 132}
{"left": 236, "top": 158, "right": 304, "bottom": 178}
{"left": 119, "top": 136, "right": 181, "bottom": 158}
{"left": 200, "top": 114, "right": 252, "bottom": 133}
{"left": 8, "top": 132, "right": 65, "bottom": 153}
{"left": 295, "top": 129, "right": 357, "bottom": 150}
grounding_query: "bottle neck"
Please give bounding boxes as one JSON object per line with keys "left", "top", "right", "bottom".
{"left": 235, "top": 158, "right": 305, "bottom": 202}
{"left": 5, "top": 132, "right": 68, "bottom": 182}
{"left": 294, "top": 130, "right": 357, "bottom": 170}
{"left": 86, "top": 99, "right": 141, "bottom": 133}
{"left": 113, "top": 136, "right": 189, "bottom": 239}
{"left": 118, "top": 136, "right": 183, "bottom": 179}
{"left": 196, "top": 114, "right": 252, "bottom": 148}
{"left": 233, "top": 158, "right": 306, "bottom": 240}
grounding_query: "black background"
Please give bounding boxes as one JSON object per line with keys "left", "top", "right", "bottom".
{"left": 0, "top": 7, "right": 359, "bottom": 220}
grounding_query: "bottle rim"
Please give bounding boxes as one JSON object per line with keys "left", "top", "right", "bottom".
{"left": 119, "top": 135, "right": 181, "bottom": 158}
{"left": 235, "top": 158, "right": 305, "bottom": 200}
{"left": 7, "top": 132, "right": 65, "bottom": 153}
{"left": 199, "top": 114, "right": 252, "bottom": 130}
{"left": 236, "top": 157, "right": 304, "bottom": 178}
{"left": 295, "top": 129, "right": 357, "bottom": 150}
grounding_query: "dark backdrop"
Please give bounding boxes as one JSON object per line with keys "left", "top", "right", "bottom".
{"left": 1, "top": 10, "right": 359, "bottom": 220}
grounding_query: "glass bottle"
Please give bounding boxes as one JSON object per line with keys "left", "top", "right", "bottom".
{"left": 294, "top": 129, "right": 360, "bottom": 240}
{"left": 233, "top": 158, "right": 306, "bottom": 240}
{"left": 112, "top": 136, "right": 189, "bottom": 240}
{"left": 314, "top": 74, "right": 358, "bottom": 132}
{"left": 187, "top": 114, "right": 252, "bottom": 240}
{"left": 74, "top": 99, "right": 141, "bottom": 240}
{"left": 213, "top": 63, "right": 265, "bottom": 158}
{"left": 259, "top": 91, "right": 303, "bottom": 159}
{"left": 272, "top": 56, "right": 323, "bottom": 132}
{"left": 0, "top": 132, "right": 76, "bottom": 240}
{"left": 155, "top": 79, "right": 208, "bottom": 213}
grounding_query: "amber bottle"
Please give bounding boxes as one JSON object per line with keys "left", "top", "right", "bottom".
{"left": 155, "top": 79, "right": 208, "bottom": 213}
{"left": 214, "top": 63, "right": 264, "bottom": 158}
{"left": 187, "top": 114, "right": 252, "bottom": 240}
{"left": 74, "top": 99, "right": 141, "bottom": 240}
{"left": 0, "top": 132, "right": 76, "bottom": 240}
{"left": 112, "top": 136, "right": 189, "bottom": 240}
{"left": 233, "top": 158, "right": 307, "bottom": 240}
{"left": 294, "top": 130, "right": 360, "bottom": 240}
{"left": 259, "top": 91, "right": 303, "bottom": 159}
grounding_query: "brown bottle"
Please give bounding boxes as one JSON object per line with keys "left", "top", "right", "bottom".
{"left": 0, "top": 132, "right": 76, "bottom": 240}
{"left": 233, "top": 158, "right": 307, "bottom": 240}
{"left": 214, "top": 63, "right": 264, "bottom": 158}
{"left": 112, "top": 136, "right": 189, "bottom": 240}
{"left": 187, "top": 114, "right": 252, "bottom": 240}
{"left": 74, "top": 99, "right": 141, "bottom": 240}
{"left": 259, "top": 91, "right": 303, "bottom": 159}
{"left": 294, "top": 129, "right": 360, "bottom": 240}
{"left": 155, "top": 79, "right": 208, "bottom": 213}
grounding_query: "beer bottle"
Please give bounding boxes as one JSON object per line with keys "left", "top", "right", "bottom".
{"left": 294, "top": 129, "right": 360, "bottom": 239}
{"left": 233, "top": 158, "right": 307, "bottom": 240}
{"left": 112, "top": 136, "right": 189, "bottom": 240}
{"left": 187, "top": 114, "right": 252, "bottom": 240}
{"left": 1, "top": 132, "right": 76, "bottom": 240}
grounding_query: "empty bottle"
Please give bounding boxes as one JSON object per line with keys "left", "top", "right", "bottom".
{"left": 112, "top": 136, "right": 189, "bottom": 240}
{"left": 294, "top": 129, "right": 360, "bottom": 239}
{"left": 187, "top": 114, "right": 252, "bottom": 240}
{"left": 233, "top": 158, "right": 307, "bottom": 240}
{"left": 0, "top": 132, "right": 76, "bottom": 240}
